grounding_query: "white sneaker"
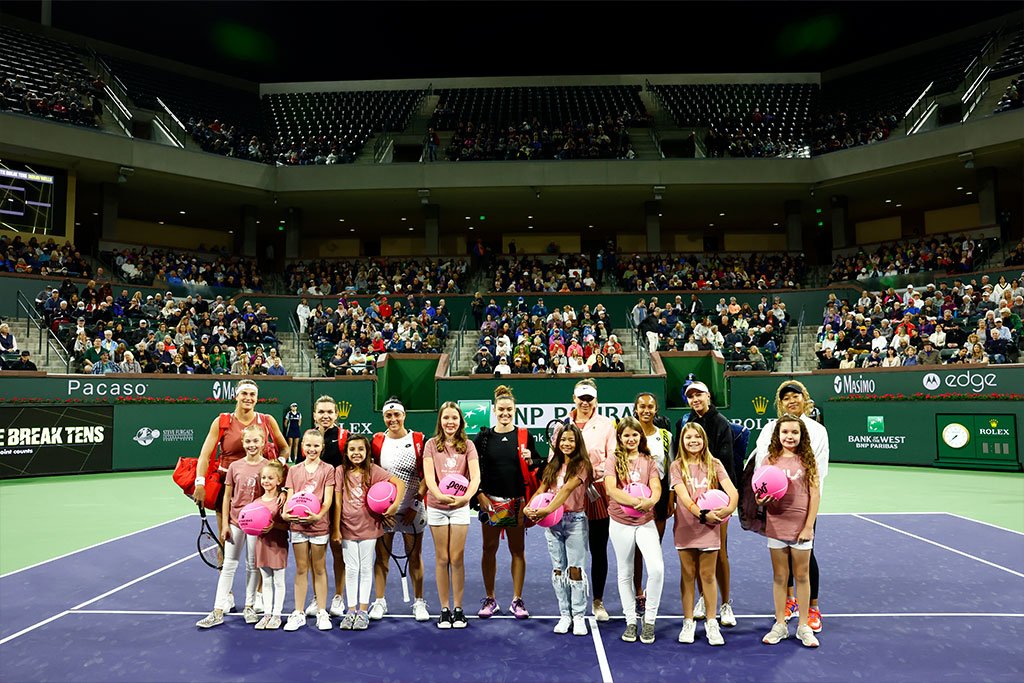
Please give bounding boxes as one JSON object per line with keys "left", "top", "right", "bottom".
{"left": 553, "top": 616, "right": 572, "bottom": 634}
{"left": 705, "top": 618, "right": 725, "bottom": 646}
{"left": 283, "top": 610, "right": 306, "bottom": 632}
{"left": 243, "top": 606, "right": 258, "bottom": 624}
{"left": 677, "top": 618, "right": 696, "bottom": 643}
{"left": 412, "top": 598, "right": 430, "bottom": 622}
{"left": 304, "top": 599, "right": 318, "bottom": 617}
{"left": 316, "top": 609, "right": 332, "bottom": 631}
{"left": 195, "top": 610, "right": 223, "bottom": 629}
{"left": 592, "top": 600, "right": 609, "bottom": 622}
{"left": 693, "top": 596, "right": 706, "bottom": 619}
{"left": 796, "top": 624, "right": 820, "bottom": 648}
{"left": 329, "top": 594, "right": 346, "bottom": 617}
{"left": 254, "top": 593, "right": 265, "bottom": 614}
{"left": 572, "top": 615, "right": 588, "bottom": 636}
{"left": 720, "top": 601, "right": 736, "bottom": 627}
{"left": 369, "top": 597, "right": 388, "bottom": 620}
{"left": 762, "top": 622, "right": 789, "bottom": 645}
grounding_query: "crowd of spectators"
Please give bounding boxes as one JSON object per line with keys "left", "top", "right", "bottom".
{"left": 814, "top": 275, "right": 1024, "bottom": 368}
{"left": 187, "top": 118, "right": 362, "bottom": 166}
{"left": 0, "top": 71, "right": 103, "bottom": 128}
{"left": 994, "top": 74, "right": 1023, "bottom": 114}
{"left": 1005, "top": 239, "right": 1024, "bottom": 267}
{"left": 102, "top": 246, "right": 264, "bottom": 292}
{"left": 826, "top": 234, "right": 997, "bottom": 283}
{"left": 809, "top": 110, "right": 900, "bottom": 156}
{"left": 34, "top": 281, "right": 283, "bottom": 375}
{"left": 486, "top": 253, "right": 605, "bottom": 294}
{"left": 1, "top": 235, "right": 92, "bottom": 278}
{"left": 298, "top": 293, "right": 451, "bottom": 376}
{"left": 703, "top": 127, "right": 809, "bottom": 159}
{"left": 444, "top": 116, "right": 636, "bottom": 162}
{"left": 468, "top": 296, "right": 625, "bottom": 375}
{"left": 615, "top": 252, "right": 806, "bottom": 292}
{"left": 632, "top": 294, "right": 788, "bottom": 371}
{"left": 287, "top": 257, "right": 467, "bottom": 297}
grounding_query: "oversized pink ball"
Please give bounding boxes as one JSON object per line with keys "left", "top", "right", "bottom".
{"left": 752, "top": 465, "right": 789, "bottom": 500}
{"left": 527, "top": 492, "right": 564, "bottom": 527}
{"left": 238, "top": 501, "right": 272, "bottom": 535}
{"left": 620, "top": 482, "right": 652, "bottom": 518}
{"left": 367, "top": 481, "right": 398, "bottom": 514}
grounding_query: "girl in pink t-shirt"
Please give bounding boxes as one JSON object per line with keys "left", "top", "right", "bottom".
{"left": 758, "top": 416, "right": 820, "bottom": 649}
{"left": 669, "top": 422, "right": 738, "bottom": 646}
{"left": 604, "top": 416, "right": 663, "bottom": 645}
{"left": 423, "top": 402, "right": 480, "bottom": 629}
{"left": 196, "top": 424, "right": 268, "bottom": 629}
{"left": 282, "top": 429, "right": 335, "bottom": 632}
{"left": 331, "top": 435, "right": 405, "bottom": 631}
{"left": 525, "top": 423, "right": 593, "bottom": 636}
{"left": 254, "top": 460, "right": 289, "bottom": 630}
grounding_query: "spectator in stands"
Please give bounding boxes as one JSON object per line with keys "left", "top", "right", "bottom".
{"left": 917, "top": 340, "right": 942, "bottom": 365}
{"left": 119, "top": 351, "right": 142, "bottom": 374}
{"left": 267, "top": 357, "right": 287, "bottom": 376}
{"left": 8, "top": 350, "right": 37, "bottom": 371}
{"left": 816, "top": 346, "right": 840, "bottom": 369}
{"left": 0, "top": 323, "right": 18, "bottom": 354}
{"left": 91, "top": 351, "right": 118, "bottom": 374}
{"left": 970, "top": 343, "right": 990, "bottom": 365}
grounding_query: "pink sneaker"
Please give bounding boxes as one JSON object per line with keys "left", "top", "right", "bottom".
{"left": 509, "top": 598, "right": 530, "bottom": 619}
{"left": 477, "top": 597, "right": 499, "bottom": 618}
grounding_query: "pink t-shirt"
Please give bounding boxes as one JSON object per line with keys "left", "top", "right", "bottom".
{"left": 285, "top": 459, "right": 335, "bottom": 536}
{"left": 424, "top": 438, "right": 478, "bottom": 510}
{"left": 254, "top": 497, "right": 288, "bottom": 570}
{"left": 553, "top": 462, "right": 590, "bottom": 513}
{"left": 604, "top": 453, "right": 657, "bottom": 526}
{"left": 573, "top": 412, "right": 617, "bottom": 479}
{"left": 335, "top": 464, "right": 392, "bottom": 541}
{"left": 669, "top": 458, "right": 730, "bottom": 550}
{"left": 765, "top": 453, "right": 811, "bottom": 543}
{"left": 225, "top": 457, "right": 268, "bottom": 526}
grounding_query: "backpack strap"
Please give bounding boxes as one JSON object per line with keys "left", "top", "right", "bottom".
{"left": 371, "top": 433, "right": 385, "bottom": 464}
{"left": 212, "top": 412, "right": 232, "bottom": 470}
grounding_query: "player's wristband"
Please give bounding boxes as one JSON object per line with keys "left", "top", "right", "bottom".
{"left": 195, "top": 476, "right": 206, "bottom": 486}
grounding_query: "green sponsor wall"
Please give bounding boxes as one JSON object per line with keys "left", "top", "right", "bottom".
{"left": 659, "top": 353, "right": 726, "bottom": 409}
{"left": 724, "top": 366, "right": 1024, "bottom": 470}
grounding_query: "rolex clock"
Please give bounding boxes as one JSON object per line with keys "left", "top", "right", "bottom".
{"left": 941, "top": 422, "right": 970, "bottom": 449}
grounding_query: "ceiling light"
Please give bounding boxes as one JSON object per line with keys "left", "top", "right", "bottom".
{"left": 465, "top": 216, "right": 471, "bottom": 220}
{"left": 956, "top": 186, "right": 964, "bottom": 191}
{"left": 896, "top": 203, "right": 902, "bottom": 208}
{"left": 228, "top": 230, "right": 234, "bottom": 234}
{"left": 349, "top": 228, "right": 355, "bottom": 232}
{"left": 74, "top": 221, "right": 80, "bottom": 226}
{"left": 338, "top": 218, "right": 345, "bottom": 222}
{"left": 773, "top": 222, "right": 779, "bottom": 227}
{"left": 588, "top": 225, "right": 594, "bottom": 229}
{"left": 527, "top": 215, "right": 533, "bottom": 219}
{"left": 528, "top": 225, "right": 533, "bottom": 229}
{"left": 92, "top": 212, "right": 98, "bottom": 216}
{"left": 719, "top": 212, "right": 725, "bottom": 217}
{"left": 965, "top": 191, "right": 973, "bottom": 195}
{"left": 658, "top": 213, "right": 663, "bottom": 217}
{"left": 885, "top": 199, "right": 892, "bottom": 203}
{"left": 408, "top": 227, "right": 414, "bottom": 231}
{"left": 180, "top": 210, "right": 186, "bottom": 215}
{"left": 468, "top": 226, "right": 474, "bottom": 230}
{"left": 709, "top": 223, "right": 715, "bottom": 227}
{"left": 401, "top": 217, "right": 407, "bottom": 221}
{"left": 256, "top": 220, "right": 261, "bottom": 224}
{"left": 158, "top": 221, "right": 164, "bottom": 225}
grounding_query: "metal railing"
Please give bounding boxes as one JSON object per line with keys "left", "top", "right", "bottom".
{"left": 16, "top": 291, "right": 71, "bottom": 373}
{"left": 451, "top": 309, "right": 469, "bottom": 374}
{"left": 288, "top": 312, "right": 313, "bottom": 377}
{"left": 789, "top": 306, "right": 806, "bottom": 372}
{"left": 90, "top": 50, "right": 134, "bottom": 137}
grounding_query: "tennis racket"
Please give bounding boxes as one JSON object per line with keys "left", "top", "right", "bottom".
{"left": 546, "top": 418, "right": 565, "bottom": 449}
{"left": 197, "top": 505, "right": 223, "bottom": 570}
{"left": 387, "top": 532, "right": 417, "bottom": 603}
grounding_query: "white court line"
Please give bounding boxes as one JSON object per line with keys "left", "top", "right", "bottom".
{"left": 816, "top": 511, "right": 947, "bottom": 516}
{"left": 589, "top": 617, "right": 614, "bottom": 683}
{"left": 0, "top": 514, "right": 193, "bottom": 579}
{"left": 66, "top": 609, "right": 1024, "bottom": 619}
{"left": 0, "top": 550, "right": 201, "bottom": 646}
{"left": 944, "top": 512, "right": 1024, "bottom": 536}
{"left": 853, "top": 514, "right": 1024, "bottom": 579}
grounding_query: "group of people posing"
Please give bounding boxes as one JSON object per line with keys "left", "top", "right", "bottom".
{"left": 191, "top": 376, "right": 828, "bottom": 649}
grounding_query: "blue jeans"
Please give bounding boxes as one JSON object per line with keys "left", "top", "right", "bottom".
{"left": 545, "top": 512, "right": 589, "bottom": 618}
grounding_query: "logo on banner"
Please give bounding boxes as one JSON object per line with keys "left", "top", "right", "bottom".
{"left": 337, "top": 401, "right": 352, "bottom": 419}
{"left": 832, "top": 374, "right": 876, "bottom": 395}
{"left": 133, "top": 427, "right": 161, "bottom": 446}
{"left": 459, "top": 400, "right": 492, "bottom": 435}
{"left": 922, "top": 373, "right": 941, "bottom": 391}
{"left": 752, "top": 396, "right": 769, "bottom": 415}
{"left": 867, "top": 416, "right": 885, "bottom": 433}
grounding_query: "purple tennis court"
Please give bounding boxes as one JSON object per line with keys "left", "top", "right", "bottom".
{"left": 2, "top": 512, "right": 1022, "bottom": 683}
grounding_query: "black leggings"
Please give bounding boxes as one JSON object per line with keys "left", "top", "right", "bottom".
{"left": 588, "top": 516, "right": 610, "bottom": 601}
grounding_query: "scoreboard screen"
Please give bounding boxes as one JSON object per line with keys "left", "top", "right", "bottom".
{"left": 0, "top": 162, "right": 67, "bottom": 235}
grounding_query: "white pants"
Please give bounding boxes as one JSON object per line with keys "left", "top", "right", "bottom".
{"left": 609, "top": 519, "right": 664, "bottom": 624}
{"left": 259, "top": 567, "right": 286, "bottom": 617}
{"left": 343, "top": 538, "right": 376, "bottom": 607}
{"left": 646, "top": 331, "right": 660, "bottom": 353}
{"left": 213, "top": 524, "right": 257, "bottom": 611}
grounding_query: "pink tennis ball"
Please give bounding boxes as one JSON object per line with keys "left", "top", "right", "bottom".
{"left": 752, "top": 465, "right": 789, "bottom": 500}
{"left": 696, "top": 489, "right": 730, "bottom": 511}
{"left": 439, "top": 473, "right": 470, "bottom": 497}
{"left": 367, "top": 481, "right": 398, "bottom": 514}
{"left": 238, "top": 501, "right": 273, "bottom": 535}
{"left": 527, "top": 492, "right": 564, "bottom": 528}
{"left": 620, "top": 482, "right": 652, "bottom": 518}
{"left": 286, "top": 491, "right": 322, "bottom": 517}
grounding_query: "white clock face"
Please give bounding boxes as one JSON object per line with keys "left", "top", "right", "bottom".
{"left": 942, "top": 422, "right": 970, "bottom": 449}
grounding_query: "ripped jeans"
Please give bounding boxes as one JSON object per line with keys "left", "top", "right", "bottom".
{"left": 545, "top": 511, "right": 589, "bottom": 618}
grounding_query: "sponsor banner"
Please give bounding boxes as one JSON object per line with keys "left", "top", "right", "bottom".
{"left": 113, "top": 404, "right": 210, "bottom": 471}
{"left": 936, "top": 414, "right": 1019, "bottom": 470}
{"left": 0, "top": 406, "right": 113, "bottom": 478}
